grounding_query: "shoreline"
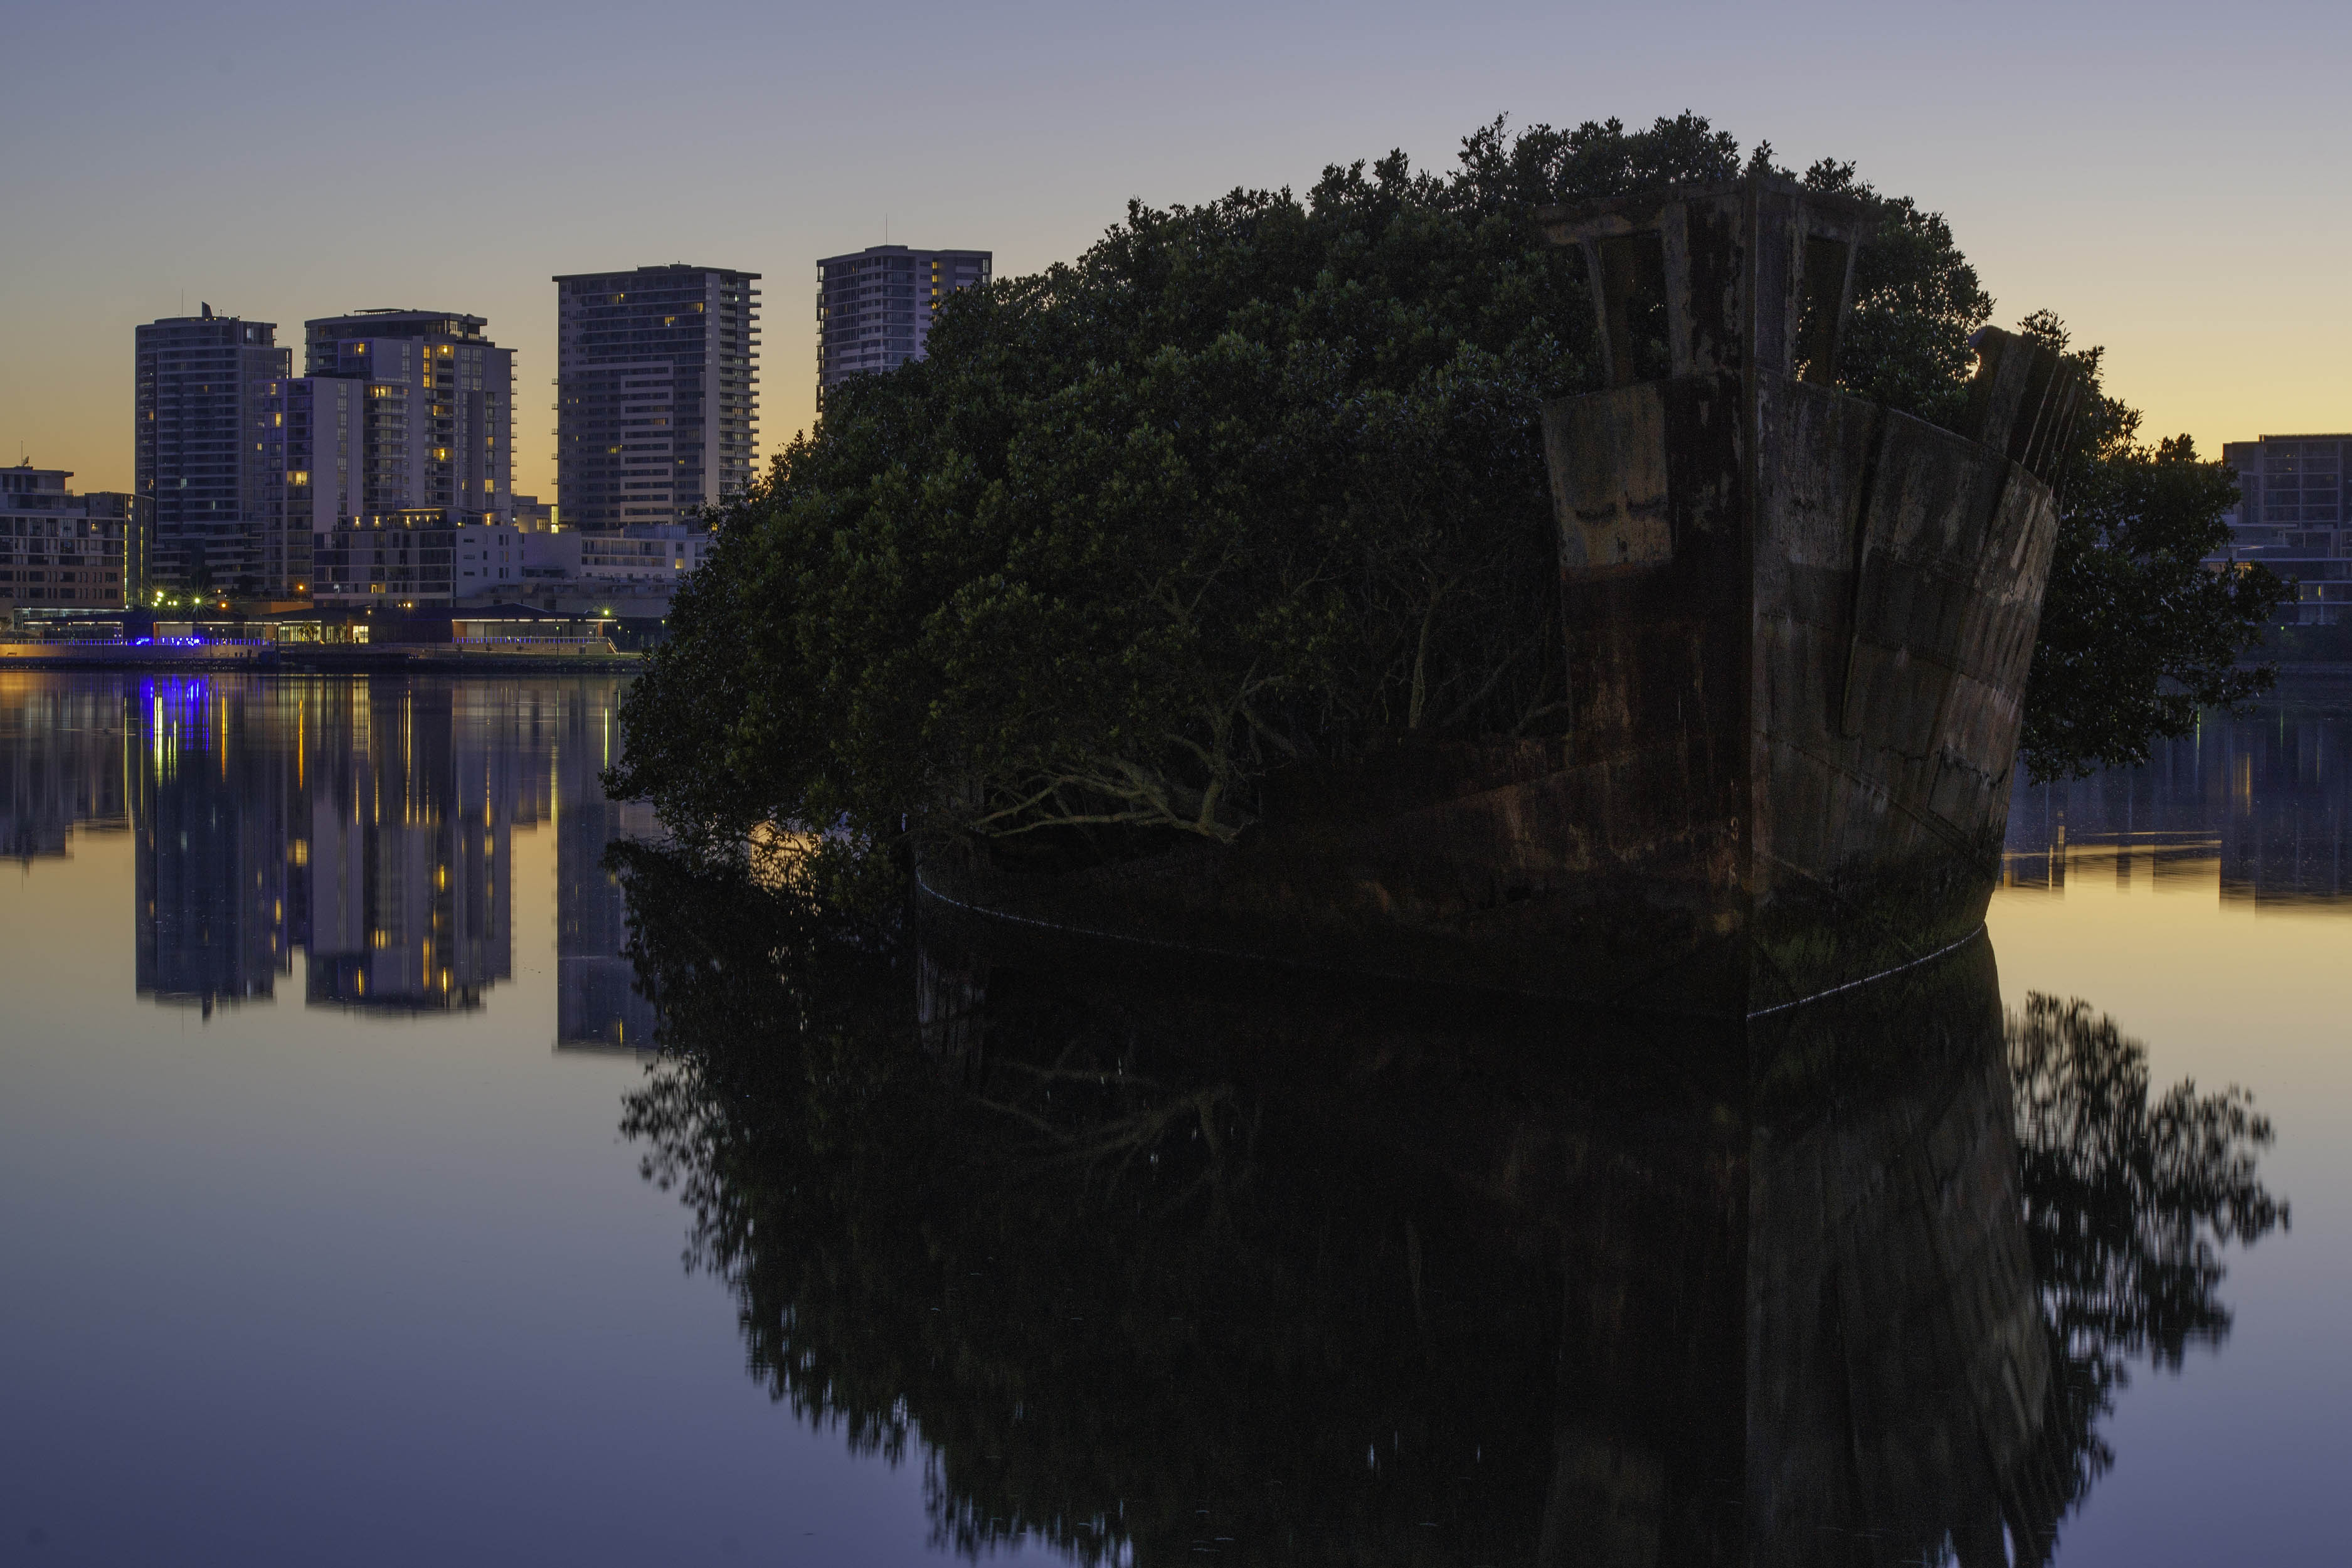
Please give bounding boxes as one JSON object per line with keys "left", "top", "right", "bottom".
{"left": 0, "top": 646, "right": 641, "bottom": 673}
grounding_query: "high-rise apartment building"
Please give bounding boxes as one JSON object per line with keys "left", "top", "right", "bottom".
{"left": 266, "top": 376, "right": 368, "bottom": 598}
{"left": 1, "top": 463, "right": 146, "bottom": 612}
{"left": 135, "top": 308, "right": 289, "bottom": 595}
{"left": 2218, "top": 434, "right": 2352, "bottom": 624}
{"left": 275, "top": 311, "right": 515, "bottom": 603}
{"left": 815, "top": 244, "right": 990, "bottom": 396}
{"left": 302, "top": 310, "right": 514, "bottom": 521}
{"left": 552, "top": 265, "right": 760, "bottom": 529}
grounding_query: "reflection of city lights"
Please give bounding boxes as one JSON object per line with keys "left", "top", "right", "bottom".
{"left": 6, "top": 676, "right": 639, "bottom": 1020}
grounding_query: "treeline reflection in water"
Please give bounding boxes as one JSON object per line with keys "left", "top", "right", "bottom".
{"left": 608, "top": 844, "right": 2288, "bottom": 1568}
{"left": 0, "top": 672, "right": 656, "bottom": 1046}
{"left": 2006, "top": 684, "right": 2352, "bottom": 906}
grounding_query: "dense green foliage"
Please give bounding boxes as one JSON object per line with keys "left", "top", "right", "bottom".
{"left": 611, "top": 114, "right": 2280, "bottom": 856}
{"left": 2011, "top": 312, "right": 2283, "bottom": 775}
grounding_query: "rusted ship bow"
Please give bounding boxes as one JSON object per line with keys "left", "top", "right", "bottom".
{"left": 923, "top": 176, "right": 2081, "bottom": 1016}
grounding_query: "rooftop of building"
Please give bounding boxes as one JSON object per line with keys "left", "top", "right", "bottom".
{"left": 142, "top": 303, "right": 267, "bottom": 324}
{"left": 3, "top": 462, "right": 70, "bottom": 492}
{"left": 553, "top": 263, "right": 761, "bottom": 284}
{"left": 305, "top": 310, "right": 492, "bottom": 342}
{"left": 818, "top": 243, "right": 991, "bottom": 260}
{"left": 137, "top": 309, "right": 277, "bottom": 343}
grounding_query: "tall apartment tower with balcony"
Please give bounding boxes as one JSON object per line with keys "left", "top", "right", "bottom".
{"left": 552, "top": 265, "right": 760, "bottom": 529}
{"left": 816, "top": 245, "right": 990, "bottom": 398}
{"left": 301, "top": 310, "right": 514, "bottom": 522}
{"left": 266, "top": 376, "right": 368, "bottom": 596}
{"left": 134, "top": 307, "right": 289, "bottom": 595}
{"left": 285, "top": 312, "right": 514, "bottom": 603}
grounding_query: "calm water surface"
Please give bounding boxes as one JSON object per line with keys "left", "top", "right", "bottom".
{"left": 0, "top": 672, "right": 2343, "bottom": 1565}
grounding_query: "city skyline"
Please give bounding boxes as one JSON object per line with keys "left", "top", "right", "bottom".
{"left": 8, "top": 2, "right": 2351, "bottom": 510}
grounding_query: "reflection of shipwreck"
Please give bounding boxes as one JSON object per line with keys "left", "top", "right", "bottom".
{"left": 1534, "top": 939, "right": 2063, "bottom": 1565}
{"left": 928, "top": 175, "right": 2080, "bottom": 1015}
{"left": 814, "top": 906, "right": 2075, "bottom": 1564}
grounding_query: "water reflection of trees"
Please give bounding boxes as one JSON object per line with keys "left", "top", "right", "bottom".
{"left": 614, "top": 845, "right": 2286, "bottom": 1566}
{"left": 2008, "top": 995, "right": 2289, "bottom": 1517}
{"left": 619, "top": 852, "right": 1560, "bottom": 1563}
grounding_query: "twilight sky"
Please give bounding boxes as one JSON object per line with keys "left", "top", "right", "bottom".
{"left": 4, "top": 0, "right": 2344, "bottom": 502}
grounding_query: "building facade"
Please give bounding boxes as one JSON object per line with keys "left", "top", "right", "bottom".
{"left": 509, "top": 493, "right": 554, "bottom": 532}
{"left": 2, "top": 464, "right": 146, "bottom": 613}
{"left": 302, "top": 310, "right": 514, "bottom": 522}
{"left": 311, "top": 511, "right": 457, "bottom": 607}
{"left": 816, "top": 244, "right": 990, "bottom": 396}
{"left": 453, "top": 521, "right": 526, "bottom": 600}
{"left": 270, "top": 376, "right": 370, "bottom": 599}
{"left": 553, "top": 265, "right": 760, "bottom": 529}
{"left": 520, "top": 530, "right": 580, "bottom": 586}
{"left": 438, "top": 522, "right": 708, "bottom": 607}
{"left": 2218, "top": 434, "right": 2352, "bottom": 624}
{"left": 134, "top": 308, "right": 289, "bottom": 595}
{"left": 580, "top": 524, "right": 712, "bottom": 590}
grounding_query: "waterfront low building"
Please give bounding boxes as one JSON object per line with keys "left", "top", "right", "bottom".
{"left": 580, "top": 524, "right": 712, "bottom": 588}
{"left": 2, "top": 462, "right": 146, "bottom": 615}
{"left": 2217, "top": 434, "right": 2352, "bottom": 625}
{"left": 449, "top": 526, "right": 596, "bottom": 605}
{"left": 448, "top": 522, "right": 708, "bottom": 614}
{"left": 521, "top": 530, "right": 580, "bottom": 583}
{"left": 453, "top": 521, "right": 527, "bottom": 599}
{"left": 453, "top": 521, "right": 711, "bottom": 604}
{"left": 311, "top": 510, "right": 460, "bottom": 608}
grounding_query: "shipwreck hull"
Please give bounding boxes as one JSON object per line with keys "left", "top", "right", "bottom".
{"left": 923, "top": 177, "right": 2077, "bottom": 1017}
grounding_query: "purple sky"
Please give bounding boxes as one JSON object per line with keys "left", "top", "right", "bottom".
{"left": 4, "top": 0, "right": 2343, "bottom": 501}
